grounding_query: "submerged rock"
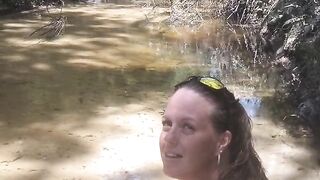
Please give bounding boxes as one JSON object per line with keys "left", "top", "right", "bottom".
{"left": 297, "top": 98, "right": 320, "bottom": 132}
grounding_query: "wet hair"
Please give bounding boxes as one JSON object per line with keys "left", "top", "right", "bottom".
{"left": 174, "top": 76, "right": 268, "bottom": 180}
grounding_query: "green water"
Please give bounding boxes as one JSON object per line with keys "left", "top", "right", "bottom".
{"left": 0, "top": 3, "right": 274, "bottom": 123}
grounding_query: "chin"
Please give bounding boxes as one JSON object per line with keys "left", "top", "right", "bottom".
{"left": 163, "top": 166, "right": 185, "bottom": 179}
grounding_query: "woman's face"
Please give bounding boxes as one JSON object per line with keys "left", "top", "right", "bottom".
{"left": 159, "top": 88, "right": 221, "bottom": 179}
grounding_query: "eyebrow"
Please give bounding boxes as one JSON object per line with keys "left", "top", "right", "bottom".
{"left": 163, "top": 115, "right": 196, "bottom": 124}
{"left": 181, "top": 117, "right": 195, "bottom": 122}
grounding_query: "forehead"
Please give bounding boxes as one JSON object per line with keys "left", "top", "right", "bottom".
{"left": 165, "top": 88, "right": 215, "bottom": 123}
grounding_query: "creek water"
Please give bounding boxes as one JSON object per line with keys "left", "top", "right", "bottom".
{"left": 0, "top": 2, "right": 319, "bottom": 180}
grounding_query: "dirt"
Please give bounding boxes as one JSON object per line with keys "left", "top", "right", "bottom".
{"left": 1, "top": 103, "right": 319, "bottom": 180}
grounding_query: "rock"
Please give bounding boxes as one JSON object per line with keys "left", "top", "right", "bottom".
{"left": 259, "top": 0, "right": 320, "bottom": 130}
{"left": 297, "top": 98, "right": 320, "bottom": 132}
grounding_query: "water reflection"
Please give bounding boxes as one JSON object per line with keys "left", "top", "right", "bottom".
{"left": 239, "top": 97, "right": 262, "bottom": 118}
{"left": 151, "top": 20, "right": 277, "bottom": 90}
{"left": 87, "top": 0, "right": 132, "bottom": 4}
{"left": 146, "top": 19, "right": 279, "bottom": 119}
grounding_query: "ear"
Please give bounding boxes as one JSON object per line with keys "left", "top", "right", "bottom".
{"left": 217, "top": 130, "right": 232, "bottom": 153}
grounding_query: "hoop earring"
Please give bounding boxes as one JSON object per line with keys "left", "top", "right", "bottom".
{"left": 217, "top": 149, "right": 223, "bottom": 165}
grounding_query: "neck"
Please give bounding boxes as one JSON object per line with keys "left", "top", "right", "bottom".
{"left": 181, "top": 167, "right": 220, "bottom": 180}
{"left": 179, "top": 151, "right": 230, "bottom": 180}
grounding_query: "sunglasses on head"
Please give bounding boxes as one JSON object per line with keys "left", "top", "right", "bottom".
{"left": 200, "top": 77, "right": 225, "bottom": 90}
{"left": 187, "top": 76, "right": 225, "bottom": 90}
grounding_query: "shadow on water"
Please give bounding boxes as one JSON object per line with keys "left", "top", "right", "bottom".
{"left": 103, "top": 166, "right": 166, "bottom": 180}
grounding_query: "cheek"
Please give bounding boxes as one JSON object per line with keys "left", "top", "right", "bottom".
{"left": 159, "top": 132, "right": 165, "bottom": 152}
{"left": 185, "top": 133, "right": 218, "bottom": 161}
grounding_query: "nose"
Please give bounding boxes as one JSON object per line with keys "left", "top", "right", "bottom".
{"left": 163, "top": 127, "right": 179, "bottom": 146}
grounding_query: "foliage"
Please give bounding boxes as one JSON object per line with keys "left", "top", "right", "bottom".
{"left": 164, "top": 0, "right": 320, "bottom": 133}
{"left": 0, "top": 0, "right": 65, "bottom": 10}
{"left": 0, "top": 0, "right": 40, "bottom": 9}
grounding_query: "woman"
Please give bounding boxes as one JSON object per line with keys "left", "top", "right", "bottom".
{"left": 159, "top": 76, "right": 268, "bottom": 180}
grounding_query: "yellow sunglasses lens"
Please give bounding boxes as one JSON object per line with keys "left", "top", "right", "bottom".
{"left": 200, "top": 78, "right": 224, "bottom": 90}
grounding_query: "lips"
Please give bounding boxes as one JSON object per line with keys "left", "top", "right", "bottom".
{"left": 165, "top": 152, "right": 183, "bottom": 158}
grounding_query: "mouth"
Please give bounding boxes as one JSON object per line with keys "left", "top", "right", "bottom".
{"left": 164, "top": 152, "right": 183, "bottom": 159}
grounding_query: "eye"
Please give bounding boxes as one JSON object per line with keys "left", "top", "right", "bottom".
{"left": 162, "top": 119, "right": 172, "bottom": 132}
{"left": 182, "top": 123, "right": 195, "bottom": 134}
